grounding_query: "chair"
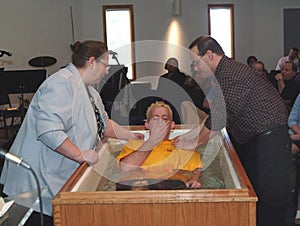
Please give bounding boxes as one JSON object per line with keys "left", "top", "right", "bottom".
{"left": 0, "top": 94, "right": 22, "bottom": 138}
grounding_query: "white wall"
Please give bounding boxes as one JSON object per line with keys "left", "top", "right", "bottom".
{"left": 0, "top": 0, "right": 73, "bottom": 75}
{"left": 253, "top": 0, "right": 300, "bottom": 70}
{"left": 0, "top": 0, "right": 300, "bottom": 76}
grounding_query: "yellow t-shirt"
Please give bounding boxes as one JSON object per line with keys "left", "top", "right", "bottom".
{"left": 117, "top": 140, "right": 203, "bottom": 172}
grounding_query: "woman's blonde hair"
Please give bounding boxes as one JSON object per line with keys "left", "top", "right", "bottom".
{"left": 146, "top": 101, "right": 173, "bottom": 121}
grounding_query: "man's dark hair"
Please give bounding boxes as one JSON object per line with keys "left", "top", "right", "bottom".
{"left": 291, "top": 47, "right": 299, "bottom": 52}
{"left": 247, "top": 56, "right": 257, "bottom": 65}
{"left": 285, "top": 60, "right": 298, "bottom": 72}
{"left": 189, "top": 36, "right": 225, "bottom": 56}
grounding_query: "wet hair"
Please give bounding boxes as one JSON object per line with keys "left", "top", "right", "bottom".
{"left": 189, "top": 36, "right": 225, "bottom": 56}
{"left": 146, "top": 101, "right": 173, "bottom": 121}
{"left": 70, "top": 40, "right": 108, "bottom": 68}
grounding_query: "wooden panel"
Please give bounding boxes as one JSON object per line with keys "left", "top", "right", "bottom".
{"left": 54, "top": 189, "right": 255, "bottom": 204}
{"left": 54, "top": 202, "right": 255, "bottom": 226}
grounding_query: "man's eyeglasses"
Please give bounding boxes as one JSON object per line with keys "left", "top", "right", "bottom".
{"left": 99, "top": 61, "right": 111, "bottom": 70}
{"left": 191, "top": 56, "right": 202, "bottom": 68}
{"left": 191, "top": 52, "right": 208, "bottom": 68}
{"left": 191, "top": 60, "right": 199, "bottom": 68}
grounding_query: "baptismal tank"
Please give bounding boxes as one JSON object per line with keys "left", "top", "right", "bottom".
{"left": 52, "top": 126, "right": 257, "bottom": 226}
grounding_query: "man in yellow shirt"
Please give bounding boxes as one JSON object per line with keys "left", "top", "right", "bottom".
{"left": 117, "top": 101, "right": 203, "bottom": 188}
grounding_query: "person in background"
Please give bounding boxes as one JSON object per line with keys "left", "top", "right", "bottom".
{"left": 158, "top": 57, "right": 188, "bottom": 124}
{"left": 117, "top": 101, "right": 203, "bottom": 188}
{"left": 274, "top": 61, "right": 300, "bottom": 111}
{"left": 183, "top": 75, "right": 210, "bottom": 114}
{"left": 173, "top": 35, "right": 297, "bottom": 226}
{"left": 246, "top": 55, "right": 257, "bottom": 68}
{"left": 161, "top": 57, "right": 186, "bottom": 87}
{"left": 275, "top": 47, "right": 299, "bottom": 71}
{"left": 253, "top": 61, "right": 270, "bottom": 80}
{"left": 0, "top": 40, "right": 143, "bottom": 225}
{"left": 132, "top": 58, "right": 191, "bottom": 125}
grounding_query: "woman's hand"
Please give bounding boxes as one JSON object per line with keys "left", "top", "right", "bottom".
{"left": 77, "top": 150, "right": 99, "bottom": 164}
{"left": 56, "top": 138, "right": 99, "bottom": 164}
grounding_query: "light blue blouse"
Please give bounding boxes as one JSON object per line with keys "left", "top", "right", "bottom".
{"left": 0, "top": 63, "right": 108, "bottom": 216}
{"left": 288, "top": 93, "right": 300, "bottom": 134}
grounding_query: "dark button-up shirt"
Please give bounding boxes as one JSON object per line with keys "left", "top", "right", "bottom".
{"left": 205, "top": 56, "right": 288, "bottom": 144}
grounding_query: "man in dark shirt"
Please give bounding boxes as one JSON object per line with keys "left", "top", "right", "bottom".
{"left": 161, "top": 57, "right": 186, "bottom": 87}
{"left": 274, "top": 61, "right": 300, "bottom": 111}
{"left": 173, "top": 36, "right": 297, "bottom": 226}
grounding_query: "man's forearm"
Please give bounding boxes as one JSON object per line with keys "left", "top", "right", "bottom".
{"left": 119, "top": 139, "right": 157, "bottom": 172}
{"left": 277, "top": 79, "right": 285, "bottom": 94}
{"left": 120, "top": 149, "right": 151, "bottom": 172}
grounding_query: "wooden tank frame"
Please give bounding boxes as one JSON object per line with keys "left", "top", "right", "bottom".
{"left": 52, "top": 126, "right": 257, "bottom": 226}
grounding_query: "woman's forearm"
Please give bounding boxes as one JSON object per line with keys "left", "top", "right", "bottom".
{"left": 104, "top": 119, "right": 133, "bottom": 140}
{"left": 55, "top": 138, "right": 84, "bottom": 163}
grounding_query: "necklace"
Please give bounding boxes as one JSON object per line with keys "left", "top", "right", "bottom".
{"left": 87, "top": 88, "right": 105, "bottom": 137}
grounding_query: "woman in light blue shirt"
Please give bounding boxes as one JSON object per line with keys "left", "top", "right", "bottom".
{"left": 288, "top": 93, "right": 300, "bottom": 154}
{"left": 0, "top": 41, "right": 143, "bottom": 223}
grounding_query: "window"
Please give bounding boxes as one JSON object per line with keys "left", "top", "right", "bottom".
{"left": 103, "top": 5, "right": 136, "bottom": 80}
{"left": 208, "top": 4, "right": 234, "bottom": 58}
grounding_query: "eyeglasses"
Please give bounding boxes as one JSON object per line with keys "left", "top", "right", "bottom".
{"left": 191, "top": 60, "right": 199, "bottom": 68}
{"left": 191, "top": 52, "right": 208, "bottom": 68}
{"left": 191, "top": 56, "right": 202, "bottom": 68}
{"left": 99, "top": 61, "right": 111, "bottom": 70}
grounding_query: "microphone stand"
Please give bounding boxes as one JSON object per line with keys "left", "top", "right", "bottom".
{"left": 26, "top": 167, "right": 44, "bottom": 226}
{"left": 109, "top": 51, "right": 129, "bottom": 86}
{"left": 18, "top": 85, "right": 26, "bottom": 122}
{"left": 110, "top": 52, "right": 120, "bottom": 65}
{"left": 0, "top": 151, "right": 44, "bottom": 226}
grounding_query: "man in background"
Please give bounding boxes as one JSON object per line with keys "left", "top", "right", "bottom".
{"left": 276, "top": 47, "right": 299, "bottom": 71}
